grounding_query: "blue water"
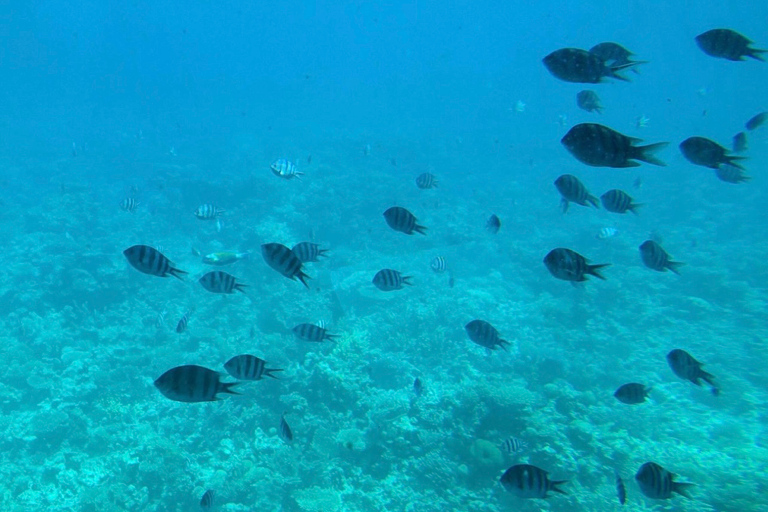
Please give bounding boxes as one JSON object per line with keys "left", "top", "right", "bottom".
{"left": 1, "top": 1, "right": 766, "bottom": 511}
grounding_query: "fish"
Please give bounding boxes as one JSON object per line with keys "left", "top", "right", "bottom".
{"left": 715, "top": 163, "right": 751, "bottom": 184}
{"left": 415, "top": 172, "right": 438, "bottom": 189}
{"left": 562, "top": 123, "right": 668, "bottom": 167}
{"left": 372, "top": 269, "right": 412, "bottom": 291}
{"left": 600, "top": 189, "right": 641, "bottom": 214}
{"left": 413, "top": 377, "right": 423, "bottom": 396}
{"left": 745, "top": 112, "right": 768, "bottom": 131}
{"left": 447, "top": 272, "right": 455, "bottom": 288}
{"left": 544, "top": 248, "right": 609, "bottom": 282}
{"left": 500, "top": 437, "right": 527, "bottom": 454}
{"left": 200, "top": 489, "right": 215, "bottom": 510}
{"left": 194, "top": 204, "right": 224, "bottom": 220}
{"left": 486, "top": 214, "right": 501, "bottom": 234}
{"left": 576, "top": 90, "right": 603, "bottom": 113}
{"left": 383, "top": 206, "right": 427, "bottom": 235}
{"left": 635, "top": 462, "right": 694, "bottom": 500}
{"left": 589, "top": 42, "right": 647, "bottom": 70}
{"left": 615, "top": 471, "right": 626, "bottom": 505}
{"left": 513, "top": 100, "right": 526, "bottom": 112}
{"left": 596, "top": 227, "right": 619, "bottom": 240}
{"left": 635, "top": 115, "right": 650, "bottom": 129}
{"left": 154, "top": 365, "right": 239, "bottom": 403}
{"left": 261, "top": 243, "right": 311, "bottom": 288}
{"left": 464, "top": 319, "right": 510, "bottom": 351}
{"left": 224, "top": 355, "right": 283, "bottom": 380}
{"left": 732, "top": 131, "right": 748, "bottom": 153}
{"left": 291, "top": 242, "right": 329, "bottom": 263}
{"left": 633, "top": 176, "right": 643, "bottom": 189}
{"left": 499, "top": 464, "right": 568, "bottom": 499}
{"left": 638, "top": 240, "right": 683, "bottom": 275}
{"left": 292, "top": 323, "right": 337, "bottom": 342}
{"left": 666, "top": 349, "right": 718, "bottom": 391}
{"left": 201, "top": 251, "right": 250, "bottom": 266}
{"left": 680, "top": 137, "right": 745, "bottom": 170}
{"left": 430, "top": 256, "right": 447, "bottom": 273}
{"left": 198, "top": 271, "right": 247, "bottom": 294}
{"left": 123, "top": 245, "right": 187, "bottom": 280}
{"left": 554, "top": 174, "right": 599, "bottom": 213}
{"left": 175, "top": 309, "right": 194, "bottom": 333}
{"left": 543, "top": 48, "right": 634, "bottom": 83}
{"left": 270, "top": 158, "right": 304, "bottom": 179}
{"left": 695, "top": 29, "right": 765, "bottom": 62}
{"left": 614, "top": 383, "right": 651, "bottom": 404}
{"left": 279, "top": 413, "right": 293, "bottom": 443}
{"left": 120, "top": 197, "right": 139, "bottom": 212}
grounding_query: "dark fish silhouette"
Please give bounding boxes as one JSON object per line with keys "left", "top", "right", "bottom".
{"left": 745, "top": 112, "right": 768, "bottom": 131}
{"left": 383, "top": 206, "right": 427, "bottom": 235}
{"left": 680, "top": 136, "right": 746, "bottom": 170}
{"left": 615, "top": 471, "right": 626, "bottom": 505}
{"left": 279, "top": 413, "right": 293, "bottom": 443}
{"left": 666, "top": 349, "right": 718, "bottom": 392}
{"left": 486, "top": 214, "right": 501, "bottom": 234}
{"left": 292, "top": 323, "right": 337, "bottom": 342}
{"left": 175, "top": 309, "right": 193, "bottom": 333}
{"left": 123, "top": 245, "right": 187, "bottom": 280}
{"left": 600, "top": 189, "right": 641, "bottom": 214}
{"left": 715, "top": 163, "right": 750, "bottom": 184}
{"left": 413, "top": 377, "right": 423, "bottom": 396}
{"left": 464, "top": 319, "right": 510, "bottom": 351}
{"left": 576, "top": 90, "right": 603, "bottom": 113}
{"left": 200, "top": 489, "right": 215, "bottom": 509}
{"left": 199, "top": 271, "right": 247, "bottom": 294}
{"left": 261, "top": 243, "right": 311, "bottom": 288}
{"left": 695, "top": 29, "right": 765, "bottom": 61}
{"left": 154, "top": 365, "right": 239, "bottom": 403}
{"left": 732, "top": 131, "right": 748, "bottom": 153}
{"left": 614, "top": 383, "right": 651, "bottom": 404}
{"left": 554, "top": 174, "right": 598, "bottom": 213}
{"left": 639, "top": 240, "right": 683, "bottom": 274}
{"left": 500, "top": 464, "right": 568, "bottom": 499}
{"left": 372, "top": 269, "right": 412, "bottom": 291}
{"left": 224, "top": 355, "right": 282, "bottom": 381}
{"left": 415, "top": 172, "right": 438, "bottom": 189}
{"left": 544, "top": 248, "right": 609, "bottom": 282}
{"left": 543, "top": 48, "right": 634, "bottom": 83}
{"left": 291, "top": 242, "right": 329, "bottom": 263}
{"left": 589, "top": 42, "right": 647, "bottom": 70}
{"left": 562, "top": 123, "right": 667, "bottom": 167}
{"left": 635, "top": 462, "right": 694, "bottom": 500}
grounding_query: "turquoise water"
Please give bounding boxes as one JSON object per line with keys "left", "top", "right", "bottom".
{"left": 1, "top": 1, "right": 766, "bottom": 511}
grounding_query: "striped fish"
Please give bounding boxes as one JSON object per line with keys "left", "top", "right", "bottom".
{"left": 120, "top": 197, "right": 139, "bottom": 212}
{"left": 500, "top": 437, "right": 527, "bottom": 454}
{"left": 279, "top": 413, "right": 293, "bottom": 443}
{"left": 430, "top": 256, "right": 447, "bottom": 273}
{"left": 554, "top": 174, "right": 599, "bottom": 213}
{"left": 175, "top": 309, "right": 194, "bottom": 333}
{"left": 695, "top": 28, "right": 766, "bottom": 62}
{"left": 224, "top": 355, "right": 283, "bottom": 381}
{"left": 199, "top": 271, "right": 247, "bottom": 294}
{"left": 596, "top": 227, "right": 619, "bottom": 240}
{"left": 194, "top": 204, "right": 224, "bottom": 220}
{"left": 666, "top": 349, "right": 718, "bottom": 391}
{"left": 639, "top": 240, "right": 683, "bottom": 275}
{"left": 292, "top": 323, "right": 337, "bottom": 342}
{"left": 261, "top": 243, "right": 310, "bottom": 288}
{"left": 270, "top": 158, "right": 304, "bottom": 179}
{"left": 154, "top": 365, "right": 239, "bottom": 403}
{"left": 123, "top": 245, "right": 187, "bottom": 280}
{"left": 200, "top": 489, "right": 214, "bottom": 510}
{"left": 614, "top": 383, "right": 651, "bottom": 404}
{"left": 635, "top": 462, "right": 693, "bottom": 500}
{"left": 615, "top": 471, "right": 626, "bottom": 505}
{"left": 500, "top": 464, "right": 568, "bottom": 499}
{"left": 415, "top": 172, "right": 438, "bottom": 189}
{"left": 465, "top": 320, "right": 510, "bottom": 351}
{"left": 372, "top": 269, "right": 412, "bottom": 291}
{"left": 544, "top": 248, "right": 609, "bottom": 282}
{"left": 383, "top": 206, "right": 427, "bottom": 235}
{"left": 600, "top": 189, "right": 641, "bottom": 214}
{"left": 291, "top": 242, "right": 329, "bottom": 263}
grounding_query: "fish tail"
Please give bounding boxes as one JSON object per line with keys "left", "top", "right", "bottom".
{"left": 608, "top": 62, "right": 636, "bottom": 81}
{"left": 667, "top": 260, "right": 685, "bottom": 275}
{"left": 724, "top": 156, "right": 747, "bottom": 170}
{"left": 265, "top": 369, "right": 284, "bottom": 379}
{"left": 673, "top": 482, "right": 695, "bottom": 499}
{"left": 297, "top": 271, "right": 311, "bottom": 288}
{"left": 747, "top": 48, "right": 766, "bottom": 62}
{"left": 235, "top": 283, "right": 248, "bottom": 294}
{"left": 550, "top": 480, "right": 569, "bottom": 495}
{"left": 587, "top": 263, "right": 610, "bottom": 280}
{"left": 402, "top": 275, "right": 414, "bottom": 286}
{"left": 634, "top": 142, "right": 669, "bottom": 166}
{"left": 560, "top": 197, "right": 570, "bottom": 213}
{"left": 414, "top": 223, "right": 428, "bottom": 235}
{"left": 629, "top": 203, "right": 644, "bottom": 215}
{"left": 220, "top": 382, "right": 241, "bottom": 396}
{"left": 700, "top": 369, "right": 717, "bottom": 389}
{"left": 499, "top": 339, "right": 511, "bottom": 352}
{"left": 587, "top": 195, "right": 600, "bottom": 208}
{"left": 169, "top": 267, "right": 188, "bottom": 280}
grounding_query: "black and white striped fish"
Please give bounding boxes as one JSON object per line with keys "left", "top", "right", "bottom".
{"left": 500, "top": 437, "right": 527, "bottom": 454}
{"left": 270, "top": 158, "right": 304, "bottom": 179}
{"left": 279, "top": 413, "right": 293, "bottom": 443}
{"left": 292, "top": 323, "right": 337, "bottom": 342}
{"left": 261, "top": 243, "right": 310, "bottom": 288}
{"left": 120, "top": 197, "right": 139, "bottom": 212}
{"left": 123, "top": 245, "right": 187, "bottom": 280}
{"left": 194, "top": 204, "right": 224, "bottom": 220}
{"left": 154, "top": 365, "right": 239, "bottom": 403}
{"left": 639, "top": 240, "right": 684, "bottom": 275}
{"left": 465, "top": 320, "right": 510, "bottom": 351}
{"left": 175, "top": 309, "right": 194, "bottom": 333}
{"left": 600, "top": 189, "right": 641, "bottom": 214}
{"left": 291, "top": 242, "right": 329, "bottom": 263}
{"left": 199, "top": 271, "right": 247, "bottom": 294}
{"left": 635, "top": 462, "right": 693, "bottom": 500}
{"left": 383, "top": 206, "right": 427, "bottom": 235}
{"left": 372, "top": 269, "right": 412, "bottom": 291}
{"left": 500, "top": 464, "right": 568, "bottom": 499}
{"left": 200, "top": 489, "right": 215, "bottom": 510}
{"left": 415, "top": 172, "right": 438, "bottom": 189}
{"left": 430, "top": 256, "right": 447, "bottom": 273}
{"left": 554, "top": 174, "right": 599, "bottom": 213}
{"left": 224, "top": 355, "right": 283, "bottom": 380}
{"left": 544, "top": 248, "right": 609, "bottom": 282}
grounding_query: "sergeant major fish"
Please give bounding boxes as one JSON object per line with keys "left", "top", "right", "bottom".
{"left": 554, "top": 174, "right": 599, "bottom": 213}
{"left": 261, "top": 243, "right": 311, "bottom": 288}
{"left": 666, "top": 349, "right": 718, "bottom": 394}
{"left": 372, "top": 269, "right": 412, "bottom": 291}
{"left": 123, "top": 245, "right": 187, "bottom": 280}
{"left": 195, "top": 204, "right": 224, "bottom": 220}
{"left": 464, "top": 319, "right": 510, "bottom": 351}
{"left": 500, "top": 464, "right": 568, "bottom": 499}
{"left": 614, "top": 383, "right": 651, "bottom": 404}
{"left": 680, "top": 136, "right": 745, "bottom": 169}
{"left": 589, "top": 42, "right": 648, "bottom": 70}
{"left": 292, "top": 323, "right": 337, "bottom": 342}
{"left": 120, "top": 197, "right": 139, "bottom": 212}
{"left": 291, "top": 242, "right": 329, "bottom": 263}
{"left": 544, "top": 248, "right": 609, "bottom": 282}
{"left": 199, "top": 271, "right": 247, "bottom": 294}
{"left": 576, "top": 90, "right": 603, "bottom": 113}
{"left": 562, "top": 123, "right": 668, "bottom": 168}
{"left": 600, "top": 189, "right": 642, "bottom": 214}
{"left": 224, "top": 355, "right": 283, "bottom": 380}
{"left": 635, "top": 462, "right": 693, "bottom": 500}
{"left": 695, "top": 29, "right": 765, "bottom": 62}
{"left": 383, "top": 206, "right": 427, "bottom": 235}
{"left": 543, "top": 48, "right": 635, "bottom": 83}
{"left": 270, "top": 158, "right": 304, "bottom": 179}
{"left": 415, "top": 172, "right": 438, "bottom": 189}
{"left": 154, "top": 364, "right": 239, "bottom": 403}
{"left": 639, "top": 240, "right": 683, "bottom": 275}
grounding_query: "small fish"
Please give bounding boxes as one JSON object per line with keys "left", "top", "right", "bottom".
{"left": 562, "top": 123, "right": 667, "bottom": 168}
{"left": 732, "top": 131, "right": 748, "bottom": 153}
{"left": 635, "top": 115, "right": 650, "bottom": 129}
{"left": 292, "top": 323, "right": 337, "bottom": 342}
{"left": 261, "top": 243, "right": 311, "bottom": 287}
{"left": 486, "top": 214, "right": 501, "bottom": 234}
{"left": 680, "top": 137, "right": 745, "bottom": 170}
{"left": 465, "top": 319, "right": 510, "bottom": 351}
{"left": 372, "top": 269, "right": 412, "bottom": 291}
{"left": 554, "top": 174, "right": 599, "bottom": 213}
{"left": 596, "top": 227, "right": 619, "bottom": 240}
{"left": 745, "top": 112, "right": 768, "bottom": 131}
{"left": 615, "top": 471, "right": 626, "bottom": 505}
{"left": 270, "top": 158, "right": 304, "bottom": 179}
{"left": 154, "top": 365, "right": 239, "bottom": 403}
{"left": 120, "top": 197, "right": 139, "bottom": 212}
{"left": 363, "top": 144, "right": 371, "bottom": 156}
{"left": 639, "top": 240, "right": 684, "bottom": 275}
{"left": 715, "top": 163, "right": 751, "bottom": 184}
{"left": 279, "top": 413, "right": 293, "bottom": 443}
{"left": 633, "top": 176, "right": 643, "bottom": 189}
{"left": 383, "top": 206, "right": 427, "bottom": 235}
{"left": 666, "top": 349, "right": 718, "bottom": 392}
{"left": 175, "top": 309, "right": 193, "bottom": 333}
{"left": 413, "top": 377, "right": 423, "bottom": 396}
{"left": 156, "top": 308, "right": 167, "bottom": 329}
{"left": 123, "top": 245, "right": 187, "bottom": 280}
{"left": 589, "top": 42, "right": 647, "bottom": 70}
{"left": 447, "top": 271, "right": 455, "bottom": 288}
{"left": 194, "top": 204, "right": 224, "bottom": 220}
{"left": 430, "top": 256, "right": 447, "bottom": 273}
{"left": 543, "top": 48, "right": 635, "bottom": 83}
{"left": 500, "top": 437, "right": 527, "bottom": 454}
{"left": 200, "top": 489, "right": 215, "bottom": 510}
{"left": 415, "top": 172, "right": 438, "bottom": 189}
{"left": 513, "top": 99, "right": 526, "bottom": 112}
{"left": 202, "top": 251, "right": 250, "bottom": 266}
{"left": 199, "top": 271, "right": 247, "bottom": 294}
{"left": 224, "top": 355, "right": 282, "bottom": 380}
{"left": 291, "top": 242, "right": 329, "bottom": 263}
{"left": 500, "top": 464, "right": 568, "bottom": 499}
{"left": 600, "top": 189, "right": 641, "bottom": 214}
{"left": 576, "top": 90, "right": 603, "bottom": 113}
{"left": 695, "top": 29, "right": 765, "bottom": 62}
{"left": 635, "top": 462, "right": 694, "bottom": 500}
{"left": 614, "top": 383, "right": 651, "bottom": 404}
{"left": 216, "top": 218, "right": 223, "bottom": 233}
{"left": 544, "top": 248, "right": 609, "bottom": 283}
